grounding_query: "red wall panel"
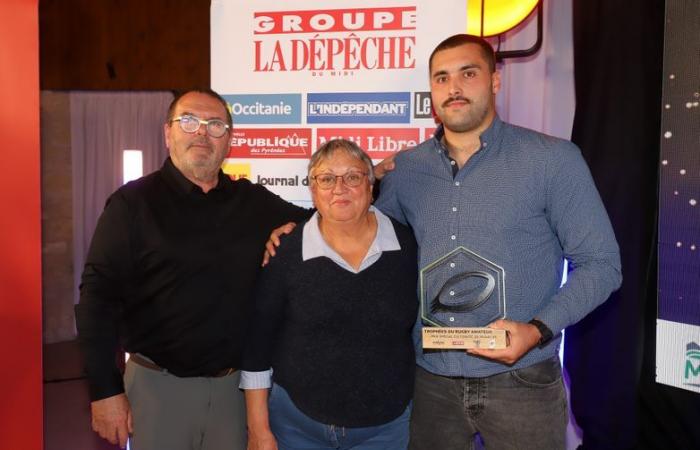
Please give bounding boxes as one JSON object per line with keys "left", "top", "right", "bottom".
{"left": 0, "top": 1, "right": 43, "bottom": 449}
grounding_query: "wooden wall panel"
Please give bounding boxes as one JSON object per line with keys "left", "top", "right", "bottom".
{"left": 40, "top": 0, "right": 210, "bottom": 90}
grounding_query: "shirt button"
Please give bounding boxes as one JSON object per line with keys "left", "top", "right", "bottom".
{"left": 451, "top": 235, "right": 456, "bottom": 240}
{"left": 452, "top": 206, "right": 457, "bottom": 212}
{"left": 450, "top": 160, "right": 456, "bottom": 165}
{"left": 450, "top": 263, "right": 456, "bottom": 268}
{"left": 455, "top": 181, "right": 460, "bottom": 186}
{"left": 483, "top": 142, "right": 488, "bottom": 147}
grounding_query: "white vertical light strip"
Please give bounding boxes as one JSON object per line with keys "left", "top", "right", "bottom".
{"left": 123, "top": 149, "right": 143, "bottom": 185}
{"left": 559, "top": 330, "right": 566, "bottom": 363}
{"left": 122, "top": 149, "right": 142, "bottom": 371}
{"left": 559, "top": 259, "right": 569, "bottom": 363}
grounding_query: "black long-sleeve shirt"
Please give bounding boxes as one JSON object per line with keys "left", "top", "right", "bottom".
{"left": 75, "top": 158, "right": 310, "bottom": 401}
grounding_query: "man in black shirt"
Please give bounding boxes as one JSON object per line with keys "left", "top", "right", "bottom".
{"left": 75, "top": 89, "right": 310, "bottom": 450}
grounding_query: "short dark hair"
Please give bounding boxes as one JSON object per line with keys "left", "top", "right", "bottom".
{"left": 429, "top": 34, "right": 496, "bottom": 74}
{"left": 166, "top": 88, "right": 233, "bottom": 127}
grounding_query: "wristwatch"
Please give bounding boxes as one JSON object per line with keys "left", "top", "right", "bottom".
{"left": 528, "top": 318, "right": 554, "bottom": 347}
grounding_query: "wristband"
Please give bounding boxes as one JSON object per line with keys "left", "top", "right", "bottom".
{"left": 528, "top": 318, "right": 553, "bottom": 347}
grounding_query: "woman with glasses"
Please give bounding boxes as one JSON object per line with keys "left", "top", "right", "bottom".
{"left": 241, "top": 139, "right": 418, "bottom": 450}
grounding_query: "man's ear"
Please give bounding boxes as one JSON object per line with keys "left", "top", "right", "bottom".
{"left": 163, "top": 122, "right": 172, "bottom": 149}
{"left": 491, "top": 71, "right": 501, "bottom": 95}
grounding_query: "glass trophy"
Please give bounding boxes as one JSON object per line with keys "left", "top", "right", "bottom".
{"left": 420, "top": 246, "right": 507, "bottom": 349}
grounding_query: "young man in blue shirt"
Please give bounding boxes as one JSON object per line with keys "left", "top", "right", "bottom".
{"left": 375, "top": 34, "right": 621, "bottom": 450}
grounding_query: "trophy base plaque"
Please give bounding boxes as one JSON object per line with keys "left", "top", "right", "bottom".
{"left": 422, "top": 327, "right": 508, "bottom": 349}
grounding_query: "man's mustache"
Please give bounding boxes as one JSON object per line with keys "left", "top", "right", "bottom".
{"left": 188, "top": 139, "right": 212, "bottom": 149}
{"left": 442, "top": 96, "right": 471, "bottom": 108}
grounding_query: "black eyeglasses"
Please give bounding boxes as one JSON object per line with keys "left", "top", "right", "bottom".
{"left": 170, "top": 114, "right": 230, "bottom": 138}
{"left": 311, "top": 171, "right": 368, "bottom": 189}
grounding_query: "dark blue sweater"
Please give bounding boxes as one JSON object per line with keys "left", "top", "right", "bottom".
{"left": 243, "top": 218, "right": 418, "bottom": 427}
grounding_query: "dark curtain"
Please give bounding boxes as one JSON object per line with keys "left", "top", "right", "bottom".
{"left": 566, "top": 1, "right": 663, "bottom": 449}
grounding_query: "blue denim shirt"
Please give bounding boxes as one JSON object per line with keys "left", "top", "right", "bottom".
{"left": 375, "top": 116, "right": 621, "bottom": 377}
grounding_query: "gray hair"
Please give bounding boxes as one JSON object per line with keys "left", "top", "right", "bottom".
{"left": 308, "top": 139, "right": 375, "bottom": 184}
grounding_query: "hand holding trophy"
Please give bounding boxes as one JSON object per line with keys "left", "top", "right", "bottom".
{"left": 420, "top": 246, "right": 508, "bottom": 350}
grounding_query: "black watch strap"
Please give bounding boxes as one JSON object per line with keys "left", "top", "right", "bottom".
{"left": 529, "top": 319, "right": 554, "bottom": 347}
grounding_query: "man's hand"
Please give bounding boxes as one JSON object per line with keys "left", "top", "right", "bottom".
{"left": 90, "top": 393, "right": 133, "bottom": 449}
{"left": 262, "top": 222, "right": 297, "bottom": 266}
{"left": 373, "top": 154, "right": 398, "bottom": 180}
{"left": 466, "top": 319, "right": 541, "bottom": 365}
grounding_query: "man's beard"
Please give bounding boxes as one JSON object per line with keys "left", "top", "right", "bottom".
{"left": 438, "top": 95, "right": 491, "bottom": 133}
{"left": 184, "top": 141, "right": 223, "bottom": 181}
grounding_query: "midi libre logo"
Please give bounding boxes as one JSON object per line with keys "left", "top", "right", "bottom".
{"left": 685, "top": 342, "right": 700, "bottom": 387}
{"left": 253, "top": 6, "right": 417, "bottom": 77}
{"left": 317, "top": 128, "right": 419, "bottom": 159}
{"left": 224, "top": 94, "right": 301, "bottom": 124}
{"left": 307, "top": 92, "right": 411, "bottom": 124}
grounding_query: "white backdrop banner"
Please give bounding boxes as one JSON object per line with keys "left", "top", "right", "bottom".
{"left": 211, "top": 0, "right": 467, "bottom": 206}
{"left": 211, "top": 2, "right": 583, "bottom": 445}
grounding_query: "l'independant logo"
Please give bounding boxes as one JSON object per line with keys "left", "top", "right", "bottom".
{"left": 307, "top": 92, "right": 411, "bottom": 124}
{"left": 684, "top": 341, "right": 700, "bottom": 387}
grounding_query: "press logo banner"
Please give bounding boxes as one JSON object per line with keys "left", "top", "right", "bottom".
{"left": 211, "top": 0, "right": 467, "bottom": 206}
{"left": 253, "top": 7, "right": 417, "bottom": 74}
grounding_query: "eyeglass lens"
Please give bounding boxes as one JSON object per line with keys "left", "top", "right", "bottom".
{"left": 177, "top": 115, "right": 228, "bottom": 138}
{"left": 314, "top": 172, "right": 366, "bottom": 188}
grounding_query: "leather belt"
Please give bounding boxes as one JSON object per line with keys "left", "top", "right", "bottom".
{"left": 128, "top": 353, "right": 236, "bottom": 377}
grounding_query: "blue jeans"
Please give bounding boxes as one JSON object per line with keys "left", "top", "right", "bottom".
{"left": 409, "top": 356, "right": 567, "bottom": 450}
{"left": 269, "top": 383, "right": 411, "bottom": 450}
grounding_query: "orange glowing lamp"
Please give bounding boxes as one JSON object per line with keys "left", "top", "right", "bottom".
{"left": 467, "top": 0, "right": 540, "bottom": 37}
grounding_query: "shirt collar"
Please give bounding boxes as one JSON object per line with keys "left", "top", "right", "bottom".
{"left": 161, "top": 157, "right": 232, "bottom": 195}
{"left": 302, "top": 206, "right": 401, "bottom": 273}
{"left": 432, "top": 115, "right": 503, "bottom": 156}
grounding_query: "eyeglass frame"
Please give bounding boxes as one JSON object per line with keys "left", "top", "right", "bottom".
{"left": 170, "top": 114, "right": 231, "bottom": 138}
{"left": 310, "top": 171, "right": 369, "bottom": 190}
